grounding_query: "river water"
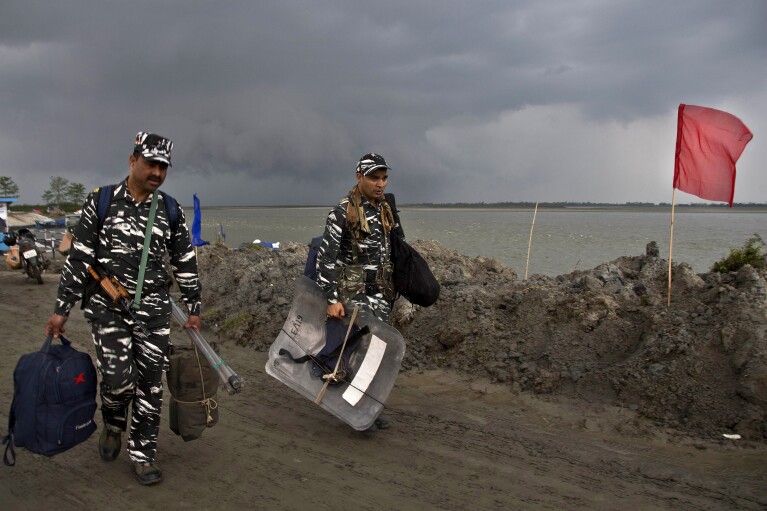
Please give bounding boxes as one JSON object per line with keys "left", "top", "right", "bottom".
{"left": 195, "top": 207, "right": 766, "bottom": 276}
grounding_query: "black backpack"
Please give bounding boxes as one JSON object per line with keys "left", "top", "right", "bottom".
{"left": 303, "top": 236, "right": 324, "bottom": 281}
{"left": 390, "top": 231, "right": 440, "bottom": 307}
{"left": 3, "top": 336, "right": 97, "bottom": 466}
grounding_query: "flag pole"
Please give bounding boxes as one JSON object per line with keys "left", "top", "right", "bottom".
{"left": 667, "top": 188, "right": 677, "bottom": 306}
{"left": 524, "top": 201, "right": 538, "bottom": 280}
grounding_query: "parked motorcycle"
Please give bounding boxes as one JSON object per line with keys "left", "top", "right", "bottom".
{"left": 3, "top": 229, "right": 48, "bottom": 284}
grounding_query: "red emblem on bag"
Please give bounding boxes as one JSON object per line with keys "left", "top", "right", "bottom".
{"left": 73, "top": 372, "right": 86, "bottom": 384}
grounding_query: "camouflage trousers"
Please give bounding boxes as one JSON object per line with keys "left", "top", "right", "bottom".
{"left": 85, "top": 304, "right": 170, "bottom": 464}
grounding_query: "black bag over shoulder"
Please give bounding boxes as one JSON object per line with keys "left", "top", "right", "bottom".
{"left": 3, "top": 336, "right": 97, "bottom": 466}
{"left": 390, "top": 232, "right": 440, "bottom": 307}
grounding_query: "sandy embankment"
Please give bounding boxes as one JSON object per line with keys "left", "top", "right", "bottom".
{"left": 0, "top": 242, "right": 766, "bottom": 510}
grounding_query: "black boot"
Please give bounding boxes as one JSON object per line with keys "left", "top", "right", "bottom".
{"left": 363, "top": 415, "right": 391, "bottom": 433}
{"left": 133, "top": 462, "right": 163, "bottom": 486}
{"left": 98, "top": 427, "right": 121, "bottom": 462}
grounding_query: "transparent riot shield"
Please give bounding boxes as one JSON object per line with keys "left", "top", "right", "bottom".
{"left": 266, "top": 276, "right": 405, "bottom": 430}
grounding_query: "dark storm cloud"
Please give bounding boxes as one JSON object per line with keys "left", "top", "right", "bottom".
{"left": 1, "top": 0, "right": 765, "bottom": 205}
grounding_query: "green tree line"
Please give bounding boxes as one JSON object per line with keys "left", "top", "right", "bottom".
{"left": 1, "top": 176, "right": 88, "bottom": 208}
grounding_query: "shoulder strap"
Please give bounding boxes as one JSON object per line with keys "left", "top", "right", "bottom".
{"left": 96, "top": 185, "right": 179, "bottom": 233}
{"left": 3, "top": 393, "right": 17, "bottom": 466}
{"left": 2, "top": 432, "right": 15, "bottom": 467}
{"left": 96, "top": 184, "right": 115, "bottom": 231}
{"left": 133, "top": 190, "right": 159, "bottom": 309}
{"left": 384, "top": 193, "right": 404, "bottom": 238}
{"left": 159, "top": 191, "right": 179, "bottom": 232}
{"left": 384, "top": 192, "right": 397, "bottom": 211}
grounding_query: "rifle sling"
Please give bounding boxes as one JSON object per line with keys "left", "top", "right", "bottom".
{"left": 133, "top": 190, "right": 159, "bottom": 310}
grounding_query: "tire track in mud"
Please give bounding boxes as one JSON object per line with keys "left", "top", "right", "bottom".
{"left": 389, "top": 398, "right": 765, "bottom": 510}
{"left": 208, "top": 357, "right": 764, "bottom": 510}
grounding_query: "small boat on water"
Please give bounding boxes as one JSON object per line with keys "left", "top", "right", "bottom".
{"left": 8, "top": 211, "right": 57, "bottom": 229}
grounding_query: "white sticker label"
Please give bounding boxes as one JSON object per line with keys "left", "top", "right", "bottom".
{"left": 342, "top": 335, "right": 386, "bottom": 406}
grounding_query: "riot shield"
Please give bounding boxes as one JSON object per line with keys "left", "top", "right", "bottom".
{"left": 266, "top": 276, "right": 405, "bottom": 430}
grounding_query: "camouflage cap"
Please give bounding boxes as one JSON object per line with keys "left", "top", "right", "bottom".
{"left": 356, "top": 153, "right": 390, "bottom": 176}
{"left": 134, "top": 131, "right": 173, "bottom": 166}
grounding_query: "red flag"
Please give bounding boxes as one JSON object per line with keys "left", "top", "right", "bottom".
{"left": 673, "top": 104, "right": 753, "bottom": 207}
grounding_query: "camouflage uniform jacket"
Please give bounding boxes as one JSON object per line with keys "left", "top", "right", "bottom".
{"left": 316, "top": 194, "right": 400, "bottom": 321}
{"left": 55, "top": 179, "right": 201, "bottom": 321}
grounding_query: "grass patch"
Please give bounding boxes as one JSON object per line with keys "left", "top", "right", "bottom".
{"left": 201, "top": 307, "right": 222, "bottom": 321}
{"left": 711, "top": 234, "right": 765, "bottom": 272}
{"left": 220, "top": 312, "right": 253, "bottom": 332}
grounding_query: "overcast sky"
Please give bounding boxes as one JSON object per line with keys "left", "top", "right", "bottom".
{"left": 1, "top": 1, "right": 765, "bottom": 206}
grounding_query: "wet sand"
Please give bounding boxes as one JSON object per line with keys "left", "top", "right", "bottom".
{"left": 1, "top": 269, "right": 765, "bottom": 510}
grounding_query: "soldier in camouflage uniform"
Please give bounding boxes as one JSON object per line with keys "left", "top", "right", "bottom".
{"left": 46, "top": 132, "right": 201, "bottom": 486}
{"left": 315, "top": 153, "right": 401, "bottom": 430}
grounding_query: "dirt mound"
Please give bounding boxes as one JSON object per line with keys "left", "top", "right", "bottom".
{"left": 196, "top": 240, "right": 767, "bottom": 441}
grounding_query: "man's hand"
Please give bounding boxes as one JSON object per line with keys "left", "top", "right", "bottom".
{"left": 183, "top": 314, "right": 202, "bottom": 332}
{"left": 327, "top": 302, "right": 345, "bottom": 319}
{"left": 45, "top": 314, "right": 68, "bottom": 338}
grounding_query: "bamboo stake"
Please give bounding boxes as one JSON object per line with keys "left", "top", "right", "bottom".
{"left": 667, "top": 188, "right": 677, "bottom": 306}
{"left": 524, "top": 202, "right": 539, "bottom": 280}
{"left": 315, "top": 304, "right": 360, "bottom": 405}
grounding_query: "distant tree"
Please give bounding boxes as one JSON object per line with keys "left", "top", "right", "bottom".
{"left": 0, "top": 176, "right": 19, "bottom": 197}
{"left": 65, "top": 182, "right": 87, "bottom": 205}
{"left": 41, "top": 176, "right": 70, "bottom": 205}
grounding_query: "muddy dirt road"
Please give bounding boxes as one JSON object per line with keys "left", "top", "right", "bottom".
{"left": 1, "top": 270, "right": 765, "bottom": 510}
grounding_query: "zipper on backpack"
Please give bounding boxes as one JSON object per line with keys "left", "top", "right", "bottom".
{"left": 41, "top": 359, "right": 56, "bottom": 401}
